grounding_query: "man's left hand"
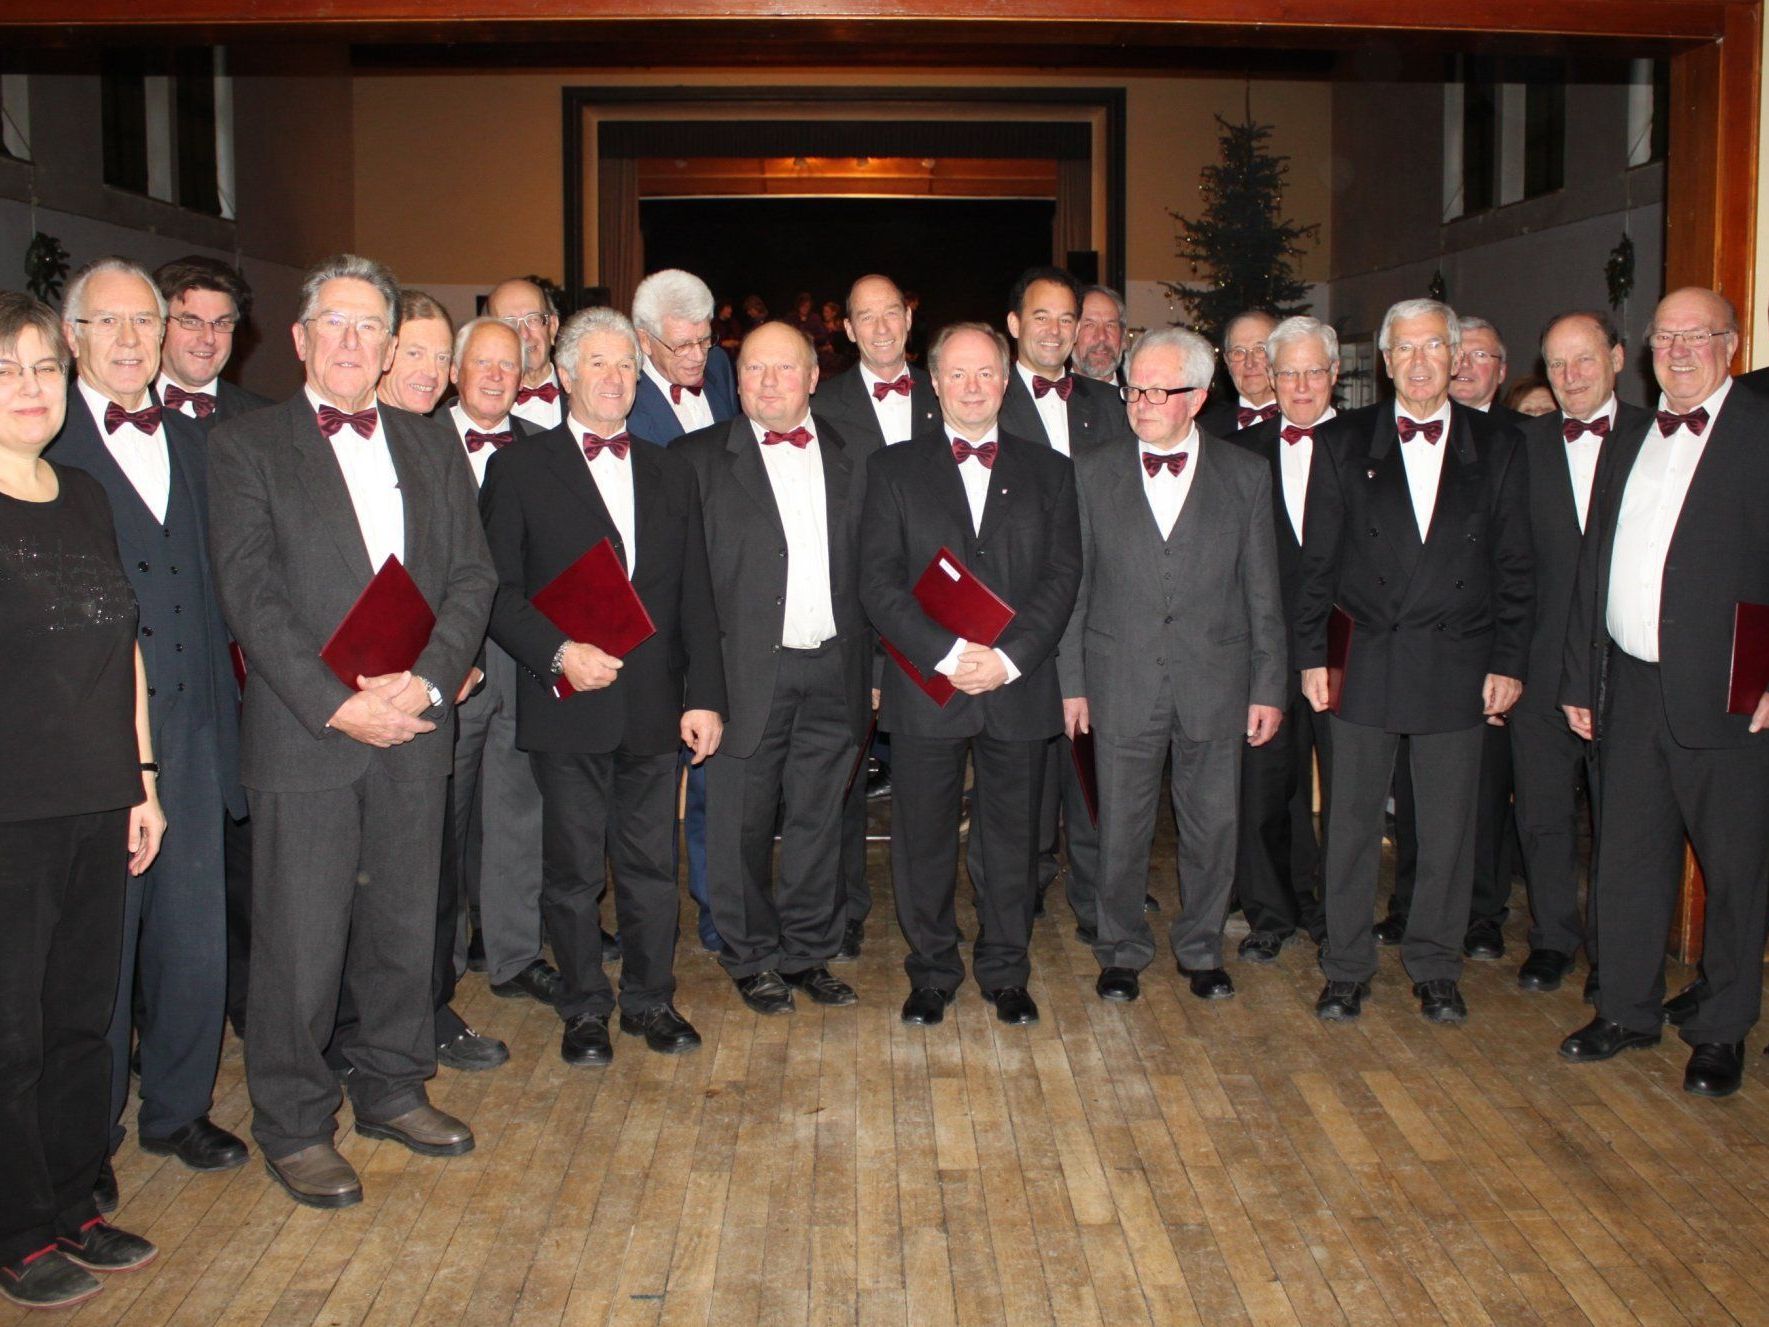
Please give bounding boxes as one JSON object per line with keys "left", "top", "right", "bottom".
{"left": 1246, "top": 704, "right": 1284, "bottom": 747}
{"left": 1751, "top": 690, "right": 1769, "bottom": 734}
{"left": 362, "top": 670, "right": 433, "bottom": 717}
{"left": 681, "top": 709, "right": 723, "bottom": 764}
{"left": 456, "top": 667, "right": 484, "bottom": 703}
{"left": 951, "top": 644, "right": 1008, "bottom": 695}
{"left": 1483, "top": 674, "right": 1523, "bottom": 725}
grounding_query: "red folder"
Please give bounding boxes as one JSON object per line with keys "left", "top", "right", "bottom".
{"left": 1326, "top": 606, "right": 1355, "bottom": 715}
{"left": 532, "top": 538, "right": 657, "bottom": 699}
{"left": 1069, "top": 729, "right": 1099, "bottom": 827}
{"left": 882, "top": 547, "right": 1016, "bottom": 707}
{"left": 1728, "top": 601, "right": 1769, "bottom": 715}
{"left": 319, "top": 555, "right": 437, "bottom": 689}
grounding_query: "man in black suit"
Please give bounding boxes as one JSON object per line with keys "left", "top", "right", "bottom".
{"left": 208, "top": 254, "right": 495, "bottom": 1207}
{"left": 486, "top": 278, "right": 566, "bottom": 432}
{"left": 481, "top": 307, "right": 724, "bottom": 1065}
{"left": 1227, "top": 315, "right": 1340, "bottom": 962}
{"left": 861, "top": 322, "right": 1083, "bottom": 1027}
{"left": 1508, "top": 312, "right": 1650, "bottom": 995}
{"left": 53, "top": 259, "right": 252, "bottom": 1204}
{"left": 1072, "top": 285, "right": 1128, "bottom": 387}
{"left": 1197, "top": 310, "right": 1280, "bottom": 438}
{"left": 1559, "top": 287, "right": 1769, "bottom": 1098}
{"left": 675, "top": 323, "right": 869, "bottom": 1016}
{"left": 1296, "top": 298, "right": 1533, "bottom": 1024}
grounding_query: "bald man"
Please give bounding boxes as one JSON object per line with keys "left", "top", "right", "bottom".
{"left": 486, "top": 278, "right": 565, "bottom": 431}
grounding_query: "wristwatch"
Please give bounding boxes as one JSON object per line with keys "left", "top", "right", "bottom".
{"left": 418, "top": 675, "right": 444, "bottom": 710}
{"left": 551, "top": 641, "right": 570, "bottom": 675}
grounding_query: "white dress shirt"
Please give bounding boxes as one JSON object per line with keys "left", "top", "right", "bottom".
{"left": 644, "top": 357, "right": 714, "bottom": 434}
{"left": 1395, "top": 400, "right": 1454, "bottom": 539}
{"left": 1139, "top": 432, "right": 1199, "bottom": 540}
{"left": 1278, "top": 406, "right": 1334, "bottom": 543}
{"left": 306, "top": 386, "right": 404, "bottom": 572}
{"left": 81, "top": 377, "right": 170, "bottom": 523}
{"left": 1562, "top": 396, "right": 1616, "bottom": 534}
{"left": 860, "top": 364, "right": 915, "bottom": 445}
{"left": 1016, "top": 362, "right": 1071, "bottom": 455}
{"left": 155, "top": 370, "right": 217, "bottom": 418}
{"left": 508, "top": 368, "right": 565, "bottom": 431}
{"left": 751, "top": 417, "right": 835, "bottom": 648}
{"left": 449, "top": 403, "right": 514, "bottom": 489}
{"left": 1606, "top": 378, "right": 1732, "bottom": 662}
{"left": 935, "top": 431, "right": 1020, "bottom": 682}
{"left": 579, "top": 419, "right": 638, "bottom": 577}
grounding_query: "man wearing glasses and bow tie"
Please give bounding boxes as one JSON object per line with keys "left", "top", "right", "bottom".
{"left": 485, "top": 277, "right": 566, "bottom": 431}
{"left": 1295, "top": 297, "right": 1532, "bottom": 1026}
{"left": 1198, "top": 310, "right": 1282, "bottom": 438}
{"left": 153, "top": 257, "right": 270, "bottom": 433}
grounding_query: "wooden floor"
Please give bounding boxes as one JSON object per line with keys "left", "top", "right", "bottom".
{"left": 17, "top": 837, "right": 1769, "bottom": 1327}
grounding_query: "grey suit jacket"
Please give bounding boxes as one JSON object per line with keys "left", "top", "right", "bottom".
{"left": 1059, "top": 429, "right": 1287, "bottom": 742}
{"left": 207, "top": 394, "right": 496, "bottom": 792}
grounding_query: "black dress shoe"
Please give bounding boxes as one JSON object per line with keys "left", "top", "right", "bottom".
{"left": 782, "top": 966, "right": 857, "bottom": 1006}
{"left": 865, "top": 764, "right": 893, "bottom": 799}
{"left": 1315, "top": 980, "right": 1369, "bottom": 1021}
{"left": 139, "top": 1115, "right": 249, "bottom": 1171}
{"left": 1517, "top": 949, "right": 1575, "bottom": 992}
{"left": 1074, "top": 922, "right": 1098, "bottom": 945}
{"left": 1179, "top": 965, "right": 1235, "bottom": 1000}
{"left": 1095, "top": 967, "right": 1140, "bottom": 1003}
{"left": 0, "top": 1249, "right": 102, "bottom": 1309}
{"left": 1663, "top": 976, "right": 1709, "bottom": 1026}
{"left": 1372, "top": 916, "right": 1406, "bottom": 946}
{"left": 491, "top": 958, "right": 563, "bottom": 1005}
{"left": 1462, "top": 920, "right": 1505, "bottom": 961}
{"left": 619, "top": 1003, "right": 702, "bottom": 1053}
{"left": 465, "top": 928, "right": 487, "bottom": 973}
{"left": 1414, "top": 978, "right": 1468, "bottom": 1023}
{"left": 982, "top": 986, "right": 1040, "bottom": 1025}
{"left": 1238, "top": 933, "right": 1285, "bottom": 965}
{"left": 833, "top": 919, "right": 864, "bottom": 963}
{"left": 561, "top": 1012, "right": 613, "bottom": 1066}
{"left": 93, "top": 1157, "right": 119, "bottom": 1214}
{"left": 1143, "top": 893, "right": 1161, "bottom": 913}
{"left": 900, "top": 987, "right": 957, "bottom": 1026}
{"left": 437, "top": 1026, "right": 510, "bottom": 1071}
{"left": 735, "top": 970, "right": 795, "bottom": 1015}
{"left": 1583, "top": 968, "right": 1601, "bottom": 1005}
{"left": 1558, "top": 1016, "right": 1660, "bottom": 1061}
{"left": 1684, "top": 1041, "right": 1746, "bottom": 1097}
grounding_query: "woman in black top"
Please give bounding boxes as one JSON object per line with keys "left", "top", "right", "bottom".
{"left": 0, "top": 292, "right": 165, "bottom": 1310}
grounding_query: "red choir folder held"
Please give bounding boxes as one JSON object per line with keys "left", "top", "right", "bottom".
{"left": 1728, "top": 601, "right": 1769, "bottom": 715}
{"left": 1070, "top": 728, "right": 1100, "bottom": 827}
{"left": 881, "top": 547, "right": 1016, "bottom": 707}
{"left": 532, "top": 538, "right": 657, "bottom": 699}
{"left": 1326, "top": 605, "right": 1355, "bottom": 715}
{"left": 319, "top": 555, "right": 437, "bottom": 689}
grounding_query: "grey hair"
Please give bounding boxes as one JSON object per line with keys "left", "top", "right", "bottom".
{"left": 1125, "top": 326, "right": 1215, "bottom": 391}
{"left": 1081, "top": 285, "right": 1127, "bottom": 325}
{"left": 1378, "top": 298, "right": 1460, "bottom": 354}
{"left": 296, "top": 254, "right": 401, "bottom": 332}
{"left": 1455, "top": 314, "right": 1505, "bottom": 360}
{"left": 1265, "top": 315, "right": 1341, "bottom": 368}
{"left": 631, "top": 269, "right": 714, "bottom": 338}
{"left": 926, "top": 322, "right": 1011, "bottom": 378}
{"left": 452, "top": 315, "right": 522, "bottom": 364}
{"left": 556, "top": 306, "right": 642, "bottom": 379}
{"left": 62, "top": 257, "right": 168, "bottom": 325}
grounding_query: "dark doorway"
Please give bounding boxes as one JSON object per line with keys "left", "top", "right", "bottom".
{"left": 640, "top": 197, "right": 1056, "bottom": 337}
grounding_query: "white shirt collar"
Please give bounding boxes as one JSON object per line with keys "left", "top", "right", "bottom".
{"left": 78, "top": 376, "right": 156, "bottom": 429}
{"left": 1656, "top": 376, "right": 1733, "bottom": 424}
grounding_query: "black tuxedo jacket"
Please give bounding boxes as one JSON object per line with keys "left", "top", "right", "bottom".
{"left": 1515, "top": 402, "right": 1652, "bottom": 720}
{"left": 672, "top": 413, "right": 870, "bottom": 758}
{"left": 1198, "top": 398, "right": 1274, "bottom": 438}
{"left": 153, "top": 377, "right": 272, "bottom": 436}
{"left": 1561, "top": 382, "right": 1769, "bottom": 748}
{"left": 1229, "top": 415, "right": 1310, "bottom": 701}
{"left": 479, "top": 425, "right": 725, "bottom": 757}
{"left": 812, "top": 363, "right": 939, "bottom": 449}
{"left": 860, "top": 431, "right": 1082, "bottom": 741}
{"left": 999, "top": 368, "right": 1123, "bottom": 453}
{"left": 1294, "top": 401, "right": 1533, "bottom": 734}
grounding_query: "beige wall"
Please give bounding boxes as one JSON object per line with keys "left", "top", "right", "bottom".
{"left": 351, "top": 68, "right": 1332, "bottom": 328}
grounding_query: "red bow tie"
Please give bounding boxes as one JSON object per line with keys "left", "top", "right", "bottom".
{"left": 1142, "top": 450, "right": 1189, "bottom": 477}
{"left": 1562, "top": 415, "right": 1611, "bottom": 442}
{"left": 761, "top": 427, "right": 812, "bottom": 448}
{"left": 316, "top": 404, "right": 378, "bottom": 438}
{"left": 1032, "top": 374, "right": 1074, "bottom": 402}
{"left": 669, "top": 382, "right": 704, "bottom": 405}
{"left": 464, "top": 428, "right": 513, "bottom": 453}
{"left": 1280, "top": 424, "right": 1314, "bottom": 445}
{"left": 104, "top": 401, "right": 162, "bottom": 434}
{"left": 582, "top": 431, "right": 630, "bottom": 461}
{"left": 516, "top": 381, "right": 561, "bottom": 405}
{"left": 162, "top": 384, "right": 216, "bottom": 418}
{"left": 1237, "top": 403, "right": 1280, "bottom": 429}
{"left": 872, "top": 374, "right": 912, "bottom": 401}
{"left": 1396, "top": 416, "right": 1443, "bottom": 444}
{"left": 951, "top": 438, "right": 998, "bottom": 468}
{"left": 1655, "top": 407, "right": 1709, "bottom": 437}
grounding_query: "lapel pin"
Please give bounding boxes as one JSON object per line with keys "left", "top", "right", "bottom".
{"left": 1366, "top": 468, "right": 1377, "bottom": 479}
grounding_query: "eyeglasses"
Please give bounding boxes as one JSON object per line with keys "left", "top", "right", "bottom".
{"left": 1273, "top": 367, "right": 1332, "bottom": 385}
{"left": 498, "top": 313, "right": 553, "bottom": 331}
{"left": 652, "top": 334, "right": 714, "bottom": 356}
{"left": 1390, "top": 338, "right": 1449, "bottom": 356}
{"left": 0, "top": 360, "right": 66, "bottom": 386}
{"left": 305, "top": 312, "right": 390, "bottom": 340}
{"left": 1225, "top": 346, "right": 1267, "bottom": 363}
{"left": 1647, "top": 327, "right": 1733, "bottom": 350}
{"left": 71, "top": 313, "right": 163, "bottom": 335}
{"left": 1119, "top": 385, "right": 1201, "bottom": 404}
{"left": 1460, "top": 349, "right": 1503, "bottom": 365}
{"left": 170, "top": 313, "right": 240, "bottom": 334}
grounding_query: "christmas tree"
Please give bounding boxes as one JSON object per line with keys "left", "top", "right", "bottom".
{"left": 1164, "top": 116, "right": 1320, "bottom": 345}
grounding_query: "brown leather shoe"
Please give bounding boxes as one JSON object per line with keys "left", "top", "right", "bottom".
{"left": 354, "top": 1104, "right": 475, "bottom": 1157}
{"left": 265, "top": 1143, "right": 362, "bottom": 1209}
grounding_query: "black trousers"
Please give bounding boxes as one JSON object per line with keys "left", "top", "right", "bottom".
{"left": 893, "top": 731, "right": 1046, "bottom": 992}
{"left": 1235, "top": 690, "right": 1330, "bottom": 942}
{"left": 1510, "top": 709, "right": 1597, "bottom": 958}
{"left": 1594, "top": 652, "right": 1769, "bottom": 1044}
{"left": 0, "top": 809, "right": 128, "bottom": 1267}
{"left": 967, "top": 736, "right": 1098, "bottom": 922}
{"left": 1387, "top": 721, "right": 1516, "bottom": 929}
{"left": 222, "top": 811, "right": 252, "bottom": 1037}
{"left": 530, "top": 748, "right": 679, "bottom": 1020}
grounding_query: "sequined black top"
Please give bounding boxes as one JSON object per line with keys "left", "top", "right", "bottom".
{"left": 0, "top": 462, "right": 142, "bottom": 821}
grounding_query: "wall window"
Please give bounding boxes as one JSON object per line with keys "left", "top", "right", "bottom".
{"left": 1, "top": 73, "right": 27, "bottom": 160}
{"left": 1628, "top": 59, "right": 1670, "bottom": 167}
{"left": 100, "top": 47, "right": 231, "bottom": 217}
{"left": 1444, "top": 55, "right": 1565, "bottom": 219}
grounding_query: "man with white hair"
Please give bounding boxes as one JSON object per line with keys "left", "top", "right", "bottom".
{"left": 1059, "top": 327, "right": 1285, "bottom": 1004}
{"left": 486, "top": 277, "right": 566, "bottom": 431}
{"left": 1295, "top": 298, "right": 1532, "bottom": 1025}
